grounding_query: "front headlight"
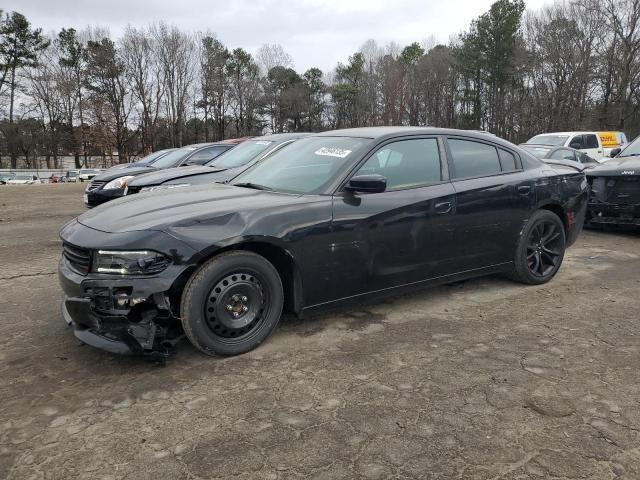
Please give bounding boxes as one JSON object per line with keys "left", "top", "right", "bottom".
{"left": 140, "top": 183, "right": 191, "bottom": 193}
{"left": 93, "top": 250, "right": 171, "bottom": 275}
{"left": 103, "top": 175, "right": 135, "bottom": 190}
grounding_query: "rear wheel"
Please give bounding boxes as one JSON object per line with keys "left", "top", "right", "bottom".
{"left": 509, "top": 210, "right": 566, "bottom": 285}
{"left": 181, "top": 251, "right": 284, "bottom": 356}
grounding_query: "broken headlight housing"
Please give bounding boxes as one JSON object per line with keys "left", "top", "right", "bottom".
{"left": 103, "top": 175, "right": 135, "bottom": 190}
{"left": 93, "top": 250, "right": 171, "bottom": 275}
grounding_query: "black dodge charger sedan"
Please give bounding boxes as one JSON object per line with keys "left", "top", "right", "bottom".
{"left": 59, "top": 127, "right": 588, "bottom": 358}
{"left": 586, "top": 135, "right": 640, "bottom": 227}
{"left": 84, "top": 140, "right": 242, "bottom": 207}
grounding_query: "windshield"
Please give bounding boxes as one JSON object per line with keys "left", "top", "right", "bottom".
{"left": 619, "top": 136, "right": 640, "bottom": 157}
{"left": 233, "top": 136, "right": 369, "bottom": 194}
{"left": 526, "top": 134, "right": 569, "bottom": 146}
{"left": 207, "top": 140, "right": 273, "bottom": 169}
{"left": 521, "top": 145, "right": 551, "bottom": 159}
{"left": 135, "top": 150, "right": 171, "bottom": 166}
{"left": 152, "top": 146, "right": 198, "bottom": 169}
{"left": 67, "top": 171, "right": 78, "bottom": 177}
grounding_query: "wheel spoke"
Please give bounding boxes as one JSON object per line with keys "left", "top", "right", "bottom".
{"left": 542, "top": 228, "right": 560, "bottom": 245}
{"left": 541, "top": 250, "right": 557, "bottom": 266}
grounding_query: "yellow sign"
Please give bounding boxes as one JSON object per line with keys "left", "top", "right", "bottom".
{"left": 598, "top": 131, "right": 621, "bottom": 148}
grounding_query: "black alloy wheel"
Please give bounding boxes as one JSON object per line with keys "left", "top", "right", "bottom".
{"left": 509, "top": 210, "right": 566, "bottom": 285}
{"left": 526, "top": 220, "right": 563, "bottom": 277}
{"left": 181, "top": 251, "right": 284, "bottom": 356}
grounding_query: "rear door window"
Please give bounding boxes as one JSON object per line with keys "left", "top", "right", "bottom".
{"left": 448, "top": 139, "right": 503, "bottom": 179}
{"left": 498, "top": 148, "right": 519, "bottom": 172}
{"left": 583, "top": 134, "right": 599, "bottom": 149}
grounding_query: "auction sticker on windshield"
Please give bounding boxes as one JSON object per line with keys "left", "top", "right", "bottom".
{"left": 314, "top": 147, "right": 352, "bottom": 158}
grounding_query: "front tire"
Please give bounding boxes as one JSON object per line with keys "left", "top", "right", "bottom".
{"left": 180, "top": 251, "right": 284, "bottom": 356}
{"left": 509, "top": 210, "right": 566, "bottom": 285}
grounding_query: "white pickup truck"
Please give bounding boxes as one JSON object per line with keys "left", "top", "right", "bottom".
{"left": 525, "top": 131, "right": 627, "bottom": 161}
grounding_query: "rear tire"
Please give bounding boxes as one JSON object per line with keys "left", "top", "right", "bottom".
{"left": 509, "top": 210, "right": 566, "bottom": 285}
{"left": 180, "top": 251, "right": 284, "bottom": 356}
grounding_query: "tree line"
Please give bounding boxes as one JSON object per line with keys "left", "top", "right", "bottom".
{"left": 0, "top": 0, "right": 638, "bottom": 169}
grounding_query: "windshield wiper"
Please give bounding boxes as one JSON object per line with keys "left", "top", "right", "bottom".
{"left": 233, "top": 182, "right": 273, "bottom": 191}
{"left": 618, "top": 153, "right": 640, "bottom": 157}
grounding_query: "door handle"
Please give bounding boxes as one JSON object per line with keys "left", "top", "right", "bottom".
{"left": 517, "top": 185, "right": 531, "bottom": 195}
{"left": 434, "top": 201, "right": 452, "bottom": 214}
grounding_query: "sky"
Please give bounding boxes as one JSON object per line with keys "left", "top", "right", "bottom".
{"left": 8, "top": 0, "right": 551, "bottom": 73}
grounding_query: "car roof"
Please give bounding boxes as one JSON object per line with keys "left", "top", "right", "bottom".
{"left": 252, "top": 132, "right": 312, "bottom": 141}
{"left": 313, "top": 126, "right": 523, "bottom": 149}
{"left": 530, "top": 131, "right": 608, "bottom": 136}
{"left": 315, "top": 126, "right": 501, "bottom": 139}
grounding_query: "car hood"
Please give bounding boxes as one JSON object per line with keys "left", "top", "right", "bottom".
{"left": 92, "top": 166, "right": 157, "bottom": 182}
{"left": 127, "top": 165, "right": 225, "bottom": 187}
{"left": 586, "top": 157, "right": 640, "bottom": 176}
{"left": 77, "top": 182, "right": 303, "bottom": 234}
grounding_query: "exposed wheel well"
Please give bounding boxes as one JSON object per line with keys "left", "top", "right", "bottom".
{"left": 175, "top": 242, "right": 300, "bottom": 317}
{"left": 539, "top": 203, "right": 567, "bottom": 234}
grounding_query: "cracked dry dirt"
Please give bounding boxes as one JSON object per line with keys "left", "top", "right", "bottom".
{"left": 1, "top": 183, "right": 639, "bottom": 480}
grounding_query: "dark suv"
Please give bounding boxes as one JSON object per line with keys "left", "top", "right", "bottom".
{"left": 586, "top": 136, "right": 640, "bottom": 227}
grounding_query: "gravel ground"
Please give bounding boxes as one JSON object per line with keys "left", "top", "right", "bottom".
{"left": 0, "top": 183, "right": 639, "bottom": 480}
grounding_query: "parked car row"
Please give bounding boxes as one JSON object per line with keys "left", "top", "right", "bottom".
{"left": 60, "top": 127, "right": 592, "bottom": 360}
{"left": 83, "top": 139, "right": 245, "bottom": 207}
{"left": 525, "top": 130, "right": 627, "bottom": 161}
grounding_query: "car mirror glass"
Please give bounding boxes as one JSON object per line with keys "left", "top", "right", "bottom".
{"left": 345, "top": 174, "right": 387, "bottom": 194}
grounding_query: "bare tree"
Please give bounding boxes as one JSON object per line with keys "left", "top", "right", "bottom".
{"left": 153, "top": 23, "right": 194, "bottom": 147}
{"left": 121, "top": 25, "right": 164, "bottom": 153}
{"left": 255, "top": 43, "right": 293, "bottom": 76}
{"left": 25, "top": 43, "right": 65, "bottom": 167}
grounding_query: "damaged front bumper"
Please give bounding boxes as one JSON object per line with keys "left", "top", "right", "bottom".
{"left": 57, "top": 219, "right": 202, "bottom": 356}
{"left": 587, "top": 203, "right": 640, "bottom": 226}
{"left": 59, "top": 258, "right": 188, "bottom": 356}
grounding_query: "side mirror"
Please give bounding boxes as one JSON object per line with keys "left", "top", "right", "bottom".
{"left": 610, "top": 148, "right": 621, "bottom": 157}
{"left": 345, "top": 174, "right": 387, "bottom": 194}
{"left": 569, "top": 142, "right": 582, "bottom": 150}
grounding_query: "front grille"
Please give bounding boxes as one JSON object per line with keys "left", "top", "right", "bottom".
{"left": 63, "top": 243, "right": 92, "bottom": 275}
{"left": 590, "top": 176, "right": 640, "bottom": 205}
{"left": 87, "top": 180, "right": 106, "bottom": 192}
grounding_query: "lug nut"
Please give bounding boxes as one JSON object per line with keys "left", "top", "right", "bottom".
{"left": 241, "top": 296, "right": 248, "bottom": 302}
{"left": 226, "top": 305, "right": 233, "bottom": 311}
{"left": 242, "top": 305, "right": 248, "bottom": 312}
